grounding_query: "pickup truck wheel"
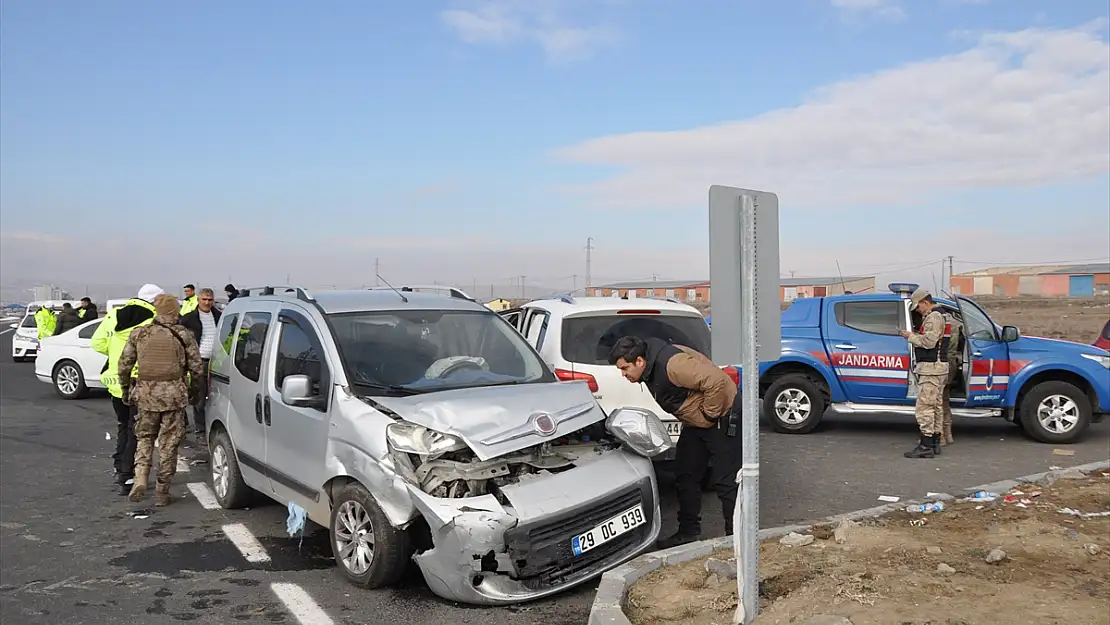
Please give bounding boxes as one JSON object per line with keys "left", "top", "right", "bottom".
{"left": 1019, "top": 381, "right": 1091, "bottom": 444}
{"left": 764, "top": 374, "right": 826, "bottom": 434}
{"left": 330, "top": 483, "right": 410, "bottom": 589}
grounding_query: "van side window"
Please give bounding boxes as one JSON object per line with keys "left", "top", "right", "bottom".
{"left": 234, "top": 312, "right": 273, "bottom": 382}
{"left": 218, "top": 314, "right": 239, "bottom": 356}
{"left": 275, "top": 318, "right": 330, "bottom": 408}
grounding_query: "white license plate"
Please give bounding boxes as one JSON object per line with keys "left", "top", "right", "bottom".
{"left": 664, "top": 421, "right": 683, "bottom": 438}
{"left": 571, "top": 504, "right": 646, "bottom": 556}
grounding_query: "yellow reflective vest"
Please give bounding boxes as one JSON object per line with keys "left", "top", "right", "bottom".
{"left": 90, "top": 298, "right": 156, "bottom": 399}
{"left": 180, "top": 295, "right": 198, "bottom": 316}
{"left": 34, "top": 308, "right": 56, "bottom": 340}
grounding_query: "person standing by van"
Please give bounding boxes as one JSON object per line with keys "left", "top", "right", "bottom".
{"left": 180, "top": 288, "right": 221, "bottom": 450}
{"left": 119, "top": 294, "right": 205, "bottom": 506}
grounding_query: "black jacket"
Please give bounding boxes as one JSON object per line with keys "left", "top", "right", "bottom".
{"left": 77, "top": 304, "right": 99, "bottom": 321}
{"left": 180, "top": 308, "right": 222, "bottom": 350}
{"left": 53, "top": 310, "right": 84, "bottom": 336}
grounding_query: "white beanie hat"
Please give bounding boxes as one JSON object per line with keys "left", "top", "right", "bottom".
{"left": 137, "top": 284, "right": 165, "bottom": 303}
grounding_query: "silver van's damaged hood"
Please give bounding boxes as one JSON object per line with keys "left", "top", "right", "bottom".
{"left": 370, "top": 382, "right": 605, "bottom": 461}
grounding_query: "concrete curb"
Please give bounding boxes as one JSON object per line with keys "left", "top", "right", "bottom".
{"left": 586, "top": 459, "right": 1110, "bottom": 625}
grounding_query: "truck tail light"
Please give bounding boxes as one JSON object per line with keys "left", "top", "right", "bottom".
{"left": 723, "top": 366, "right": 740, "bottom": 386}
{"left": 554, "top": 368, "right": 599, "bottom": 392}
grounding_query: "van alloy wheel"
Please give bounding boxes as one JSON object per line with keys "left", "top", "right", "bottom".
{"left": 335, "top": 500, "right": 376, "bottom": 575}
{"left": 211, "top": 444, "right": 230, "bottom": 500}
{"left": 1037, "top": 394, "right": 1080, "bottom": 435}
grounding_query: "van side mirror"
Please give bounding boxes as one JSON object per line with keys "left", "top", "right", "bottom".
{"left": 280, "top": 374, "right": 314, "bottom": 406}
{"left": 1001, "top": 326, "right": 1020, "bottom": 342}
{"left": 8, "top": 323, "right": 16, "bottom": 329}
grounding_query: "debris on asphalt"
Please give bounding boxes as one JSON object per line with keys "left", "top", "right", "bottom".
{"left": 1049, "top": 465, "right": 1063, "bottom": 471}
{"left": 905, "top": 502, "right": 944, "bottom": 514}
{"left": 985, "top": 548, "right": 1008, "bottom": 564}
{"left": 286, "top": 501, "right": 308, "bottom": 537}
{"left": 1052, "top": 448, "right": 1076, "bottom": 456}
{"left": 779, "top": 532, "right": 815, "bottom": 547}
{"left": 966, "top": 491, "right": 999, "bottom": 502}
{"left": 105, "top": 432, "right": 111, "bottom": 440}
{"left": 877, "top": 495, "right": 900, "bottom": 503}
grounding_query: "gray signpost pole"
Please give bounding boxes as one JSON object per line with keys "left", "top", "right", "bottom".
{"left": 708, "top": 186, "right": 780, "bottom": 625}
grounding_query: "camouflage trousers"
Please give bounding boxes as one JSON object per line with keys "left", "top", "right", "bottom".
{"left": 134, "top": 408, "right": 187, "bottom": 486}
{"left": 940, "top": 365, "right": 960, "bottom": 444}
{"left": 914, "top": 374, "right": 946, "bottom": 436}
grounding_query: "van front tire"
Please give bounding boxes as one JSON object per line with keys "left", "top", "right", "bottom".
{"left": 330, "top": 483, "right": 410, "bottom": 589}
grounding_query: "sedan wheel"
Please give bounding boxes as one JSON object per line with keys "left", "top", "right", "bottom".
{"left": 53, "top": 361, "right": 87, "bottom": 399}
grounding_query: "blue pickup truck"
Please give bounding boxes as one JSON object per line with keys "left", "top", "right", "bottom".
{"left": 749, "top": 284, "right": 1110, "bottom": 444}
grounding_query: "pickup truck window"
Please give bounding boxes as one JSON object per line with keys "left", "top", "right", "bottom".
{"left": 834, "top": 301, "right": 903, "bottom": 336}
{"left": 960, "top": 300, "right": 998, "bottom": 341}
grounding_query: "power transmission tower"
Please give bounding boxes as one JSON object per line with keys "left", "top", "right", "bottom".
{"left": 585, "top": 237, "right": 594, "bottom": 289}
{"left": 374, "top": 258, "right": 380, "bottom": 286}
{"left": 520, "top": 276, "right": 526, "bottom": 299}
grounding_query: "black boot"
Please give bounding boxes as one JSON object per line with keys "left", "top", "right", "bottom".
{"left": 117, "top": 477, "right": 133, "bottom": 496}
{"left": 903, "top": 434, "right": 935, "bottom": 459}
{"left": 932, "top": 434, "right": 942, "bottom": 456}
{"left": 657, "top": 530, "right": 700, "bottom": 550}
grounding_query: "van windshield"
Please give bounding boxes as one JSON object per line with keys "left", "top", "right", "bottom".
{"left": 329, "top": 309, "right": 554, "bottom": 393}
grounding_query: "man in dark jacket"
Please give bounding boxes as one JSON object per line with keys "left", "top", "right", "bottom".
{"left": 77, "top": 297, "right": 99, "bottom": 321}
{"left": 53, "top": 303, "right": 84, "bottom": 336}
{"left": 179, "top": 288, "right": 221, "bottom": 451}
{"left": 609, "top": 336, "right": 742, "bottom": 549}
{"left": 224, "top": 284, "right": 238, "bottom": 303}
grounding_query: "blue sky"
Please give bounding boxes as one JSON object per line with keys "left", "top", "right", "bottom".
{"left": 1, "top": 0, "right": 1107, "bottom": 290}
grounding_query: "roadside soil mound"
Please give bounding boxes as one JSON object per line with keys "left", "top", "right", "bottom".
{"left": 627, "top": 469, "right": 1110, "bottom": 625}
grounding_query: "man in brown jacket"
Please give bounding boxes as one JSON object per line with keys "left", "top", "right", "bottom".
{"left": 119, "top": 294, "right": 205, "bottom": 506}
{"left": 609, "top": 336, "right": 742, "bottom": 549}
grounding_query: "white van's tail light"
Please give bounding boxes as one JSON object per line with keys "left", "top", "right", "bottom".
{"left": 554, "top": 368, "right": 599, "bottom": 392}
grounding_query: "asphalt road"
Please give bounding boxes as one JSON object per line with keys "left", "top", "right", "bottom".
{"left": 2, "top": 329, "right": 1107, "bottom": 625}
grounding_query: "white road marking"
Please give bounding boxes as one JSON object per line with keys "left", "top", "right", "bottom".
{"left": 271, "top": 583, "right": 336, "bottom": 625}
{"left": 186, "top": 482, "right": 220, "bottom": 510}
{"left": 222, "top": 523, "right": 270, "bottom": 563}
{"left": 176, "top": 457, "right": 190, "bottom": 473}
{"left": 0, "top": 328, "right": 14, "bottom": 336}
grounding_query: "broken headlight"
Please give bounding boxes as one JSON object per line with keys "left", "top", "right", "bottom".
{"left": 386, "top": 422, "right": 468, "bottom": 456}
{"left": 604, "top": 407, "right": 674, "bottom": 457}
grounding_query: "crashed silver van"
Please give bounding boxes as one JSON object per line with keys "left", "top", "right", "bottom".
{"left": 204, "top": 286, "right": 672, "bottom": 605}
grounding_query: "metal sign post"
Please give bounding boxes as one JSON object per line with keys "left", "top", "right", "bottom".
{"left": 708, "top": 186, "right": 781, "bottom": 625}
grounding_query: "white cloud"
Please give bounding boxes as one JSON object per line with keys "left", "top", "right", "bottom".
{"left": 830, "top": 0, "right": 907, "bottom": 21}
{"left": 440, "top": 0, "right": 617, "bottom": 63}
{"left": 552, "top": 21, "right": 1110, "bottom": 210}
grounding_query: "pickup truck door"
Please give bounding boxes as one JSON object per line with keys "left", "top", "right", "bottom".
{"left": 956, "top": 296, "right": 1012, "bottom": 405}
{"left": 823, "top": 299, "right": 911, "bottom": 403}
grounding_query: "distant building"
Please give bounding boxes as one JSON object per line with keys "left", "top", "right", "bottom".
{"left": 584, "top": 276, "right": 876, "bottom": 303}
{"left": 32, "top": 285, "right": 72, "bottom": 302}
{"left": 952, "top": 263, "right": 1110, "bottom": 297}
{"left": 483, "top": 298, "right": 514, "bottom": 312}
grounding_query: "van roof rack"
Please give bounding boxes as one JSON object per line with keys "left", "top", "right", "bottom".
{"left": 366, "top": 285, "right": 474, "bottom": 301}
{"left": 238, "top": 285, "right": 315, "bottom": 302}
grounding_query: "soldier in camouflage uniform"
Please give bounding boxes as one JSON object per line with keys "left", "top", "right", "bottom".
{"left": 940, "top": 309, "right": 964, "bottom": 446}
{"left": 119, "top": 294, "right": 205, "bottom": 506}
{"left": 900, "top": 288, "right": 950, "bottom": 459}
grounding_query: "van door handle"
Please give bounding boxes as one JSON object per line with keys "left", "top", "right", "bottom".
{"left": 263, "top": 396, "right": 272, "bottom": 427}
{"left": 972, "top": 351, "right": 983, "bottom": 357}
{"left": 834, "top": 344, "right": 857, "bottom": 350}
{"left": 254, "top": 394, "right": 263, "bottom": 424}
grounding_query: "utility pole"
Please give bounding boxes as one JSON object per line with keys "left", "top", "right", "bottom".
{"left": 520, "top": 276, "right": 526, "bottom": 299}
{"left": 572, "top": 274, "right": 578, "bottom": 292}
{"left": 946, "top": 256, "right": 954, "bottom": 293}
{"left": 789, "top": 270, "right": 796, "bottom": 278}
{"left": 374, "top": 258, "right": 380, "bottom": 286}
{"left": 585, "top": 237, "right": 594, "bottom": 289}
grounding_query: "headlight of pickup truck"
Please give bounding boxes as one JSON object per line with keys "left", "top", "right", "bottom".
{"left": 605, "top": 407, "right": 674, "bottom": 457}
{"left": 1081, "top": 353, "right": 1110, "bottom": 369}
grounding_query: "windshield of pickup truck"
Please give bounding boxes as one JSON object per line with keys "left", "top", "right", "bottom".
{"left": 561, "top": 314, "right": 712, "bottom": 365}
{"left": 329, "top": 309, "right": 552, "bottom": 393}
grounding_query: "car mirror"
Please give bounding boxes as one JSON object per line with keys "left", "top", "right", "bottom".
{"left": 1001, "top": 326, "right": 1020, "bottom": 342}
{"left": 8, "top": 323, "right": 16, "bottom": 329}
{"left": 281, "top": 375, "right": 314, "bottom": 406}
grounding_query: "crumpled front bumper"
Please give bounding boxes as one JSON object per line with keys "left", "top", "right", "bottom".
{"left": 405, "top": 448, "right": 660, "bottom": 605}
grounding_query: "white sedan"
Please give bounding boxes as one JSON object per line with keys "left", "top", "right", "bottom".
{"left": 34, "top": 319, "right": 107, "bottom": 399}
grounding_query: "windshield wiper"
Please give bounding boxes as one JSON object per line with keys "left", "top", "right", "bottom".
{"left": 352, "top": 381, "right": 422, "bottom": 396}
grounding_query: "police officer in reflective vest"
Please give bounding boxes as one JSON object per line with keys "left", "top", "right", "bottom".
{"left": 900, "top": 288, "right": 949, "bottom": 458}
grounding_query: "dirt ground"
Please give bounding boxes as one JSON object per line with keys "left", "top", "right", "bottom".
{"left": 970, "top": 296, "right": 1109, "bottom": 345}
{"left": 627, "top": 470, "right": 1110, "bottom": 625}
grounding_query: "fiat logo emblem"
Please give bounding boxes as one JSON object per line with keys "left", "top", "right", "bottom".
{"left": 531, "top": 412, "right": 557, "bottom": 436}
